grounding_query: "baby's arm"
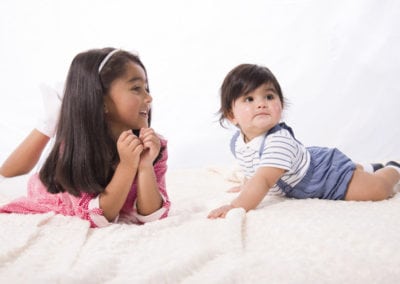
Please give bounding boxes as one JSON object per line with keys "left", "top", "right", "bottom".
{"left": 231, "top": 167, "right": 284, "bottom": 210}
{"left": 227, "top": 177, "right": 248, "bottom": 192}
{"left": 208, "top": 167, "right": 285, "bottom": 219}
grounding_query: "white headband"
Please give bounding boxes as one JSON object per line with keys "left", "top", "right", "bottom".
{"left": 98, "top": 49, "right": 120, "bottom": 73}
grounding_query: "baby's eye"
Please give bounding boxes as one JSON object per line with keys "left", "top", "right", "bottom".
{"left": 244, "top": 96, "right": 254, "bottom": 102}
{"left": 266, "top": 94, "right": 275, "bottom": 100}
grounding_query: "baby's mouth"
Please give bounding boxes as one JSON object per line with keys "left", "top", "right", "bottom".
{"left": 255, "top": 112, "right": 269, "bottom": 117}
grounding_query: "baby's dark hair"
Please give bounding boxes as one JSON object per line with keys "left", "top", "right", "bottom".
{"left": 218, "top": 64, "right": 284, "bottom": 126}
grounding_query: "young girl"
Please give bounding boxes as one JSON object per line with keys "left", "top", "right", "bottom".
{"left": 0, "top": 48, "right": 170, "bottom": 227}
{"left": 208, "top": 64, "right": 400, "bottom": 219}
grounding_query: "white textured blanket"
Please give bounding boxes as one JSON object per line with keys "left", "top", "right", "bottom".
{"left": 0, "top": 167, "right": 399, "bottom": 283}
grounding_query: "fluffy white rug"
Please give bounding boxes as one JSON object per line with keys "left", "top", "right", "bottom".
{"left": 0, "top": 167, "right": 399, "bottom": 283}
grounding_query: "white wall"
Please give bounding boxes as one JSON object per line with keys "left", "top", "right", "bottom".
{"left": 0, "top": 0, "right": 399, "bottom": 170}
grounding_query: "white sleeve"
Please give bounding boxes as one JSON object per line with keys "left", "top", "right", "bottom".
{"left": 132, "top": 194, "right": 168, "bottom": 223}
{"left": 88, "top": 196, "right": 119, "bottom": 227}
{"left": 259, "top": 133, "right": 297, "bottom": 171}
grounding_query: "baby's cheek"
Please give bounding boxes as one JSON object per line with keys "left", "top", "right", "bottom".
{"left": 272, "top": 103, "right": 283, "bottom": 113}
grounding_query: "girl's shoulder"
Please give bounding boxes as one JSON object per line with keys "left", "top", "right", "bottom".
{"left": 153, "top": 133, "right": 168, "bottom": 166}
{"left": 156, "top": 133, "right": 168, "bottom": 147}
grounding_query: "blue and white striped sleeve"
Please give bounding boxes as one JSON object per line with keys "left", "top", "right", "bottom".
{"left": 259, "top": 132, "right": 297, "bottom": 171}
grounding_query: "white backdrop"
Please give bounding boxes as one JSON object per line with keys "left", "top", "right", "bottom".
{"left": 0, "top": 0, "right": 399, "bottom": 170}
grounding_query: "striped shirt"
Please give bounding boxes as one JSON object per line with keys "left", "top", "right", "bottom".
{"left": 233, "top": 126, "right": 310, "bottom": 195}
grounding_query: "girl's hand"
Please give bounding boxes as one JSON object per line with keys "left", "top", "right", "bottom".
{"left": 139, "top": 128, "right": 160, "bottom": 167}
{"left": 117, "top": 130, "right": 143, "bottom": 170}
{"left": 207, "top": 204, "right": 235, "bottom": 219}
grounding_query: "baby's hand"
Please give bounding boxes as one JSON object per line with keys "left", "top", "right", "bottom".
{"left": 207, "top": 204, "right": 235, "bottom": 219}
{"left": 226, "top": 185, "right": 242, "bottom": 193}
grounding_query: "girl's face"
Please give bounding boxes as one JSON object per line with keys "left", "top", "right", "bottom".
{"left": 104, "top": 62, "right": 152, "bottom": 138}
{"left": 228, "top": 82, "right": 282, "bottom": 142}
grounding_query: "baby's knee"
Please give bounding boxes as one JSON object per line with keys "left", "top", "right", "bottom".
{"left": 372, "top": 177, "right": 394, "bottom": 200}
{"left": 346, "top": 170, "right": 393, "bottom": 201}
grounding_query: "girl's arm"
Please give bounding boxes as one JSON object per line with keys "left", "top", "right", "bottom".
{"left": 208, "top": 167, "right": 285, "bottom": 219}
{"left": 135, "top": 128, "right": 163, "bottom": 215}
{"left": 135, "top": 164, "right": 163, "bottom": 215}
{"left": 0, "top": 129, "right": 50, "bottom": 177}
{"left": 99, "top": 130, "right": 143, "bottom": 222}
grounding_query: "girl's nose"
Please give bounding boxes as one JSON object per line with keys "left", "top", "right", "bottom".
{"left": 145, "top": 91, "right": 153, "bottom": 103}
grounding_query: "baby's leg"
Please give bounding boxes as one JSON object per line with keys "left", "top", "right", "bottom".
{"left": 356, "top": 162, "right": 384, "bottom": 172}
{"left": 345, "top": 166, "right": 400, "bottom": 201}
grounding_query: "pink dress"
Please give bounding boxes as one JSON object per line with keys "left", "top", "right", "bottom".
{"left": 0, "top": 137, "right": 170, "bottom": 228}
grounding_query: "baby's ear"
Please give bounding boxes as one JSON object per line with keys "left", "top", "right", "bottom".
{"left": 226, "top": 111, "right": 237, "bottom": 126}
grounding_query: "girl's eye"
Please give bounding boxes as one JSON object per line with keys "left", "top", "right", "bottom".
{"left": 266, "top": 94, "right": 275, "bottom": 100}
{"left": 131, "top": 86, "right": 142, "bottom": 92}
{"left": 244, "top": 96, "right": 253, "bottom": 102}
{"left": 131, "top": 84, "right": 149, "bottom": 93}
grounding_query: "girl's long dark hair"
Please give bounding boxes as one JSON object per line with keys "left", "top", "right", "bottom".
{"left": 39, "top": 48, "right": 153, "bottom": 196}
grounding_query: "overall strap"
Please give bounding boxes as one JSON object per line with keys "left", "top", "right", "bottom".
{"left": 231, "top": 122, "right": 297, "bottom": 159}
{"left": 266, "top": 122, "right": 298, "bottom": 194}
{"left": 230, "top": 131, "right": 241, "bottom": 158}
{"left": 259, "top": 122, "right": 298, "bottom": 158}
{"left": 267, "top": 122, "right": 295, "bottom": 138}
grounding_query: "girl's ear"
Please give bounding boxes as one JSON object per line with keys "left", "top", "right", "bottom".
{"left": 103, "top": 96, "right": 111, "bottom": 114}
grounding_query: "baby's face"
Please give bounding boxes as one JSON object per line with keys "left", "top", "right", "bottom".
{"left": 229, "top": 82, "right": 282, "bottom": 142}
